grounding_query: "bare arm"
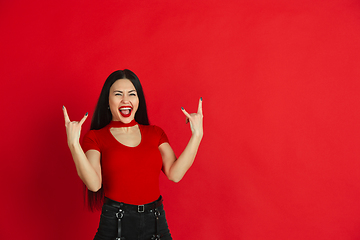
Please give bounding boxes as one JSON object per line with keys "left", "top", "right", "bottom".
{"left": 63, "top": 106, "right": 102, "bottom": 192}
{"left": 160, "top": 98, "right": 203, "bottom": 182}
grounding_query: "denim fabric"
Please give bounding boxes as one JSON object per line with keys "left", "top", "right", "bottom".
{"left": 94, "top": 201, "right": 172, "bottom": 240}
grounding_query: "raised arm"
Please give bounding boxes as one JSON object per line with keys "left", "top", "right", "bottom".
{"left": 160, "top": 98, "right": 203, "bottom": 182}
{"left": 63, "top": 106, "right": 102, "bottom": 192}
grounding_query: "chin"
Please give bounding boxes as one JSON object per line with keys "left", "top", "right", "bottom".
{"left": 119, "top": 116, "right": 135, "bottom": 123}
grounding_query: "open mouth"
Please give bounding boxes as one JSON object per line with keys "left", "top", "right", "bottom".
{"left": 119, "top": 106, "right": 132, "bottom": 118}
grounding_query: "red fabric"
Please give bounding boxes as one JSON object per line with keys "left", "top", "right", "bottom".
{"left": 82, "top": 122, "right": 169, "bottom": 205}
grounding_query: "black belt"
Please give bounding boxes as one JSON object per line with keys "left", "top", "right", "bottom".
{"left": 104, "top": 196, "right": 163, "bottom": 213}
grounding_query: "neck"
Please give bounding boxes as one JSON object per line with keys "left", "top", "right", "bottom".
{"left": 109, "top": 119, "right": 137, "bottom": 128}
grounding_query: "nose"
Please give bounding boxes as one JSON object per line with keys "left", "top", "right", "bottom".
{"left": 121, "top": 95, "right": 130, "bottom": 103}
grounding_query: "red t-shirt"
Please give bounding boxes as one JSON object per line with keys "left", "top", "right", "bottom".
{"left": 82, "top": 121, "right": 169, "bottom": 205}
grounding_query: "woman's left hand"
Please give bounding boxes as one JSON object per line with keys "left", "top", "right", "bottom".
{"left": 181, "top": 98, "right": 203, "bottom": 138}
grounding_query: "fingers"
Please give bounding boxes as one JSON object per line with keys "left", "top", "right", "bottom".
{"left": 180, "top": 99, "right": 204, "bottom": 136}
{"left": 79, "top": 112, "right": 88, "bottom": 125}
{"left": 197, "top": 97, "right": 203, "bottom": 114}
{"left": 182, "top": 98, "right": 203, "bottom": 124}
{"left": 181, "top": 107, "right": 191, "bottom": 119}
{"left": 63, "top": 106, "right": 71, "bottom": 124}
{"left": 63, "top": 106, "right": 88, "bottom": 126}
{"left": 181, "top": 107, "right": 191, "bottom": 124}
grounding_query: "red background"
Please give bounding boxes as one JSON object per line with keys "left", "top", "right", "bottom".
{"left": 1, "top": 0, "right": 360, "bottom": 239}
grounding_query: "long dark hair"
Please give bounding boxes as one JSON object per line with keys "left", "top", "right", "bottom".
{"left": 85, "top": 69, "right": 150, "bottom": 211}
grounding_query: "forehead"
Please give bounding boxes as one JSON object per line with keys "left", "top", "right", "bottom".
{"left": 110, "top": 79, "right": 136, "bottom": 91}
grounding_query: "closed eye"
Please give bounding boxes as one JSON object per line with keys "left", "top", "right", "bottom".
{"left": 114, "top": 90, "right": 123, "bottom": 96}
{"left": 113, "top": 90, "right": 136, "bottom": 96}
{"left": 129, "top": 90, "right": 137, "bottom": 96}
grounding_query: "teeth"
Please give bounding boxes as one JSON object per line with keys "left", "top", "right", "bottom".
{"left": 119, "top": 107, "right": 132, "bottom": 110}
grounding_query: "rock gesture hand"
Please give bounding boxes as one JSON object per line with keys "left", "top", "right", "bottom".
{"left": 181, "top": 98, "right": 204, "bottom": 137}
{"left": 63, "top": 106, "right": 88, "bottom": 147}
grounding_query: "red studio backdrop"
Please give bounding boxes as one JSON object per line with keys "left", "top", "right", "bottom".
{"left": 1, "top": 0, "right": 360, "bottom": 239}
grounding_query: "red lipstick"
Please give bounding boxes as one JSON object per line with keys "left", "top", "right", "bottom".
{"left": 119, "top": 106, "right": 132, "bottom": 118}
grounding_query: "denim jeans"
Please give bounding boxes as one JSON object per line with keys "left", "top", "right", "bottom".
{"left": 93, "top": 199, "right": 172, "bottom": 240}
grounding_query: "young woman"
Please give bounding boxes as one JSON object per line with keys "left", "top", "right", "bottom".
{"left": 63, "top": 69, "right": 203, "bottom": 240}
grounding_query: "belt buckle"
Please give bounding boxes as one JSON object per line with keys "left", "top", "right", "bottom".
{"left": 138, "top": 205, "right": 145, "bottom": 213}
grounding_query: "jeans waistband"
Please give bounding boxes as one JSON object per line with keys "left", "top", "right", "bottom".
{"left": 104, "top": 196, "right": 163, "bottom": 213}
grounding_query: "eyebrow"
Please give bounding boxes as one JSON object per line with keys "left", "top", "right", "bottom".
{"left": 113, "top": 90, "right": 136, "bottom": 93}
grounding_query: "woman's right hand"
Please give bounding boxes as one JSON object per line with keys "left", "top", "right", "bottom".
{"left": 63, "top": 106, "right": 88, "bottom": 147}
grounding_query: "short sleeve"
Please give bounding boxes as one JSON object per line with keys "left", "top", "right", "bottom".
{"left": 82, "top": 130, "right": 100, "bottom": 152}
{"left": 155, "top": 126, "right": 169, "bottom": 146}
